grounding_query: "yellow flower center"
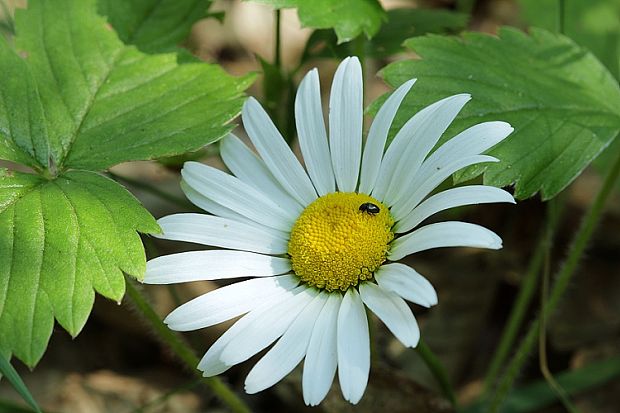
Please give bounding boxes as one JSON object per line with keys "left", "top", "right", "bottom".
{"left": 288, "top": 192, "right": 394, "bottom": 292}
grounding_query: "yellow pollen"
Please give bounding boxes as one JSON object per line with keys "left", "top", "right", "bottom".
{"left": 288, "top": 192, "right": 394, "bottom": 292}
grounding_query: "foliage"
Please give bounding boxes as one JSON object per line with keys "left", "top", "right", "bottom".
{"left": 0, "top": 0, "right": 250, "bottom": 366}
{"left": 380, "top": 27, "right": 620, "bottom": 200}
{"left": 250, "top": 0, "right": 386, "bottom": 43}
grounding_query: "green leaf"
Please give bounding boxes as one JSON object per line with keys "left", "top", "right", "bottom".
{"left": 251, "top": 0, "right": 386, "bottom": 43}
{"left": 302, "top": 8, "right": 468, "bottom": 60}
{"left": 0, "top": 354, "right": 41, "bottom": 413}
{"left": 518, "top": 0, "right": 620, "bottom": 79}
{"left": 97, "top": 0, "right": 213, "bottom": 53}
{"left": 0, "top": 0, "right": 251, "bottom": 366}
{"left": 380, "top": 27, "right": 620, "bottom": 200}
{"left": 10, "top": 0, "right": 251, "bottom": 172}
{"left": 0, "top": 169, "right": 159, "bottom": 366}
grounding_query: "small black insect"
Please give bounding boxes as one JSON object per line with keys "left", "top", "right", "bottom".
{"left": 359, "top": 202, "right": 380, "bottom": 215}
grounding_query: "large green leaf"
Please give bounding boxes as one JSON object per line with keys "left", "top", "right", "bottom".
{"left": 380, "top": 27, "right": 620, "bottom": 200}
{"left": 0, "top": 0, "right": 251, "bottom": 366}
{"left": 97, "top": 0, "right": 213, "bottom": 53}
{"left": 0, "top": 169, "right": 158, "bottom": 366}
{"left": 250, "top": 0, "right": 386, "bottom": 43}
{"left": 11, "top": 0, "right": 251, "bottom": 172}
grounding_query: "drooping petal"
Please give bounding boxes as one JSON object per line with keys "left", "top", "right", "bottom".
{"left": 359, "top": 282, "right": 420, "bottom": 347}
{"left": 372, "top": 94, "right": 471, "bottom": 204}
{"left": 145, "top": 250, "right": 291, "bottom": 284}
{"left": 182, "top": 161, "right": 295, "bottom": 231}
{"left": 302, "top": 293, "right": 341, "bottom": 406}
{"left": 375, "top": 263, "right": 437, "bottom": 307}
{"left": 220, "top": 134, "right": 304, "bottom": 214}
{"left": 244, "top": 292, "right": 328, "bottom": 394}
{"left": 358, "top": 79, "right": 416, "bottom": 194}
{"left": 242, "top": 97, "right": 317, "bottom": 205}
{"left": 295, "top": 69, "right": 336, "bottom": 196}
{"left": 395, "top": 186, "right": 515, "bottom": 233}
{"left": 329, "top": 56, "right": 363, "bottom": 192}
{"left": 164, "top": 275, "right": 299, "bottom": 332}
{"left": 156, "top": 213, "right": 290, "bottom": 254}
{"left": 219, "top": 287, "right": 318, "bottom": 365}
{"left": 391, "top": 154, "right": 500, "bottom": 220}
{"left": 337, "top": 288, "right": 370, "bottom": 404}
{"left": 389, "top": 221, "right": 503, "bottom": 261}
{"left": 198, "top": 287, "right": 299, "bottom": 376}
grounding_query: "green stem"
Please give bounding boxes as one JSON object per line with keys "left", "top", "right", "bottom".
{"left": 489, "top": 145, "right": 620, "bottom": 412}
{"left": 107, "top": 171, "right": 197, "bottom": 211}
{"left": 416, "top": 340, "right": 457, "bottom": 407}
{"left": 539, "top": 199, "right": 581, "bottom": 413}
{"left": 483, "top": 197, "right": 563, "bottom": 393}
{"left": 124, "top": 279, "right": 251, "bottom": 413}
{"left": 353, "top": 35, "right": 366, "bottom": 77}
{"left": 557, "top": 0, "right": 565, "bottom": 34}
{"left": 274, "top": 9, "right": 281, "bottom": 69}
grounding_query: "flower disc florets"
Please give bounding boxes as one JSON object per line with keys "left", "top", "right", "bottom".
{"left": 288, "top": 192, "right": 394, "bottom": 291}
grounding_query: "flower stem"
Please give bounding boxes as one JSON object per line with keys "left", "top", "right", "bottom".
{"left": 274, "top": 9, "right": 281, "bottom": 70}
{"left": 416, "top": 339, "right": 457, "bottom": 407}
{"left": 489, "top": 145, "right": 620, "bottom": 412}
{"left": 483, "top": 197, "right": 563, "bottom": 394}
{"left": 124, "top": 279, "right": 251, "bottom": 413}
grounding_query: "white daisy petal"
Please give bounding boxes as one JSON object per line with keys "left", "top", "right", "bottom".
{"left": 391, "top": 154, "right": 500, "bottom": 220}
{"left": 395, "top": 186, "right": 516, "bottom": 233}
{"left": 220, "top": 287, "right": 318, "bottom": 365}
{"left": 358, "top": 79, "right": 416, "bottom": 194}
{"left": 198, "top": 288, "right": 298, "bottom": 376}
{"left": 296, "top": 69, "right": 336, "bottom": 195}
{"left": 182, "top": 161, "right": 295, "bottom": 231}
{"left": 372, "top": 94, "right": 471, "bottom": 203}
{"left": 375, "top": 263, "right": 438, "bottom": 307}
{"left": 303, "top": 293, "right": 341, "bottom": 406}
{"left": 181, "top": 180, "right": 257, "bottom": 226}
{"left": 145, "top": 250, "right": 291, "bottom": 284}
{"left": 220, "top": 134, "right": 304, "bottom": 214}
{"left": 337, "top": 288, "right": 370, "bottom": 404}
{"left": 242, "top": 97, "right": 317, "bottom": 205}
{"left": 329, "top": 56, "right": 363, "bottom": 192}
{"left": 245, "top": 292, "right": 328, "bottom": 394}
{"left": 164, "top": 275, "right": 299, "bottom": 332}
{"left": 156, "top": 213, "right": 290, "bottom": 254}
{"left": 359, "top": 282, "right": 420, "bottom": 348}
{"left": 425, "top": 121, "right": 514, "bottom": 163}
{"left": 389, "top": 221, "right": 503, "bottom": 261}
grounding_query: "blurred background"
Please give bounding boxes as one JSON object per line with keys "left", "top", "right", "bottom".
{"left": 0, "top": 0, "right": 619, "bottom": 412}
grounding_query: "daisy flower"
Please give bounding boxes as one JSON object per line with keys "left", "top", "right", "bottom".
{"left": 144, "top": 56, "right": 515, "bottom": 405}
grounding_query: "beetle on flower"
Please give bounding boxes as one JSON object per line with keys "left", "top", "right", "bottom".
{"left": 143, "top": 56, "right": 515, "bottom": 405}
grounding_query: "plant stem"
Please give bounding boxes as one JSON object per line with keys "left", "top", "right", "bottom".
{"left": 353, "top": 34, "right": 366, "bottom": 77}
{"left": 539, "top": 200, "right": 581, "bottom": 413}
{"left": 489, "top": 145, "right": 620, "bottom": 412}
{"left": 416, "top": 339, "right": 457, "bottom": 407}
{"left": 557, "top": 0, "right": 565, "bottom": 34}
{"left": 124, "top": 279, "right": 251, "bottom": 413}
{"left": 483, "top": 197, "right": 563, "bottom": 394}
{"left": 108, "top": 171, "right": 197, "bottom": 211}
{"left": 274, "top": 9, "right": 281, "bottom": 70}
